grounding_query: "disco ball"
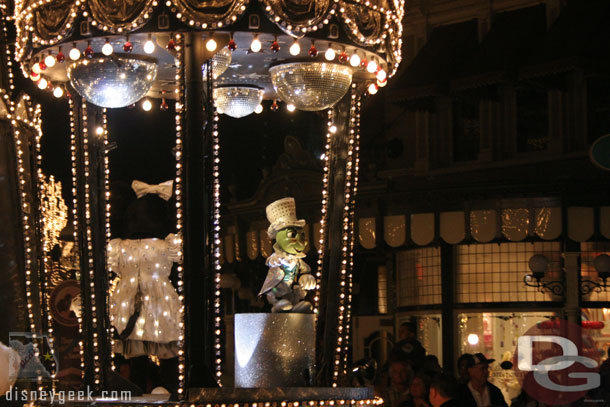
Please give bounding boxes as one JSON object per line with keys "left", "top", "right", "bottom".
{"left": 213, "top": 86, "right": 263, "bottom": 118}
{"left": 67, "top": 56, "right": 157, "bottom": 108}
{"left": 269, "top": 62, "right": 352, "bottom": 111}
{"left": 202, "top": 47, "right": 232, "bottom": 80}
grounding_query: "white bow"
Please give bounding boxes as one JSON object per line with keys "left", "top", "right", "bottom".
{"left": 131, "top": 180, "right": 174, "bottom": 201}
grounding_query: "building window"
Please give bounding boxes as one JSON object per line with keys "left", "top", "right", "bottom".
{"left": 587, "top": 76, "right": 610, "bottom": 144}
{"left": 452, "top": 99, "right": 480, "bottom": 162}
{"left": 455, "top": 242, "right": 560, "bottom": 303}
{"left": 516, "top": 86, "right": 549, "bottom": 152}
{"left": 581, "top": 242, "right": 610, "bottom": 302}
{"left": 378, "top": 265, "right": 388, "bottom": 314}
{"left": 457, "top": 311, "right": 557, "bottom": 403}
{"left": 396, "top": 247, "right": 442, "bottom": 306}
{"left": 582, "top": 308, "right": 610, "bottom": 362}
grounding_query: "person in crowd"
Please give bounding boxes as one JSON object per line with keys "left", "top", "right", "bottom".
{"left": 458, "top": 353, "right": 508, "bottom": 407}
{"left": 421, "top": 355, "right": 442, "bottom": 378}
{"left": 429, "top": 373, "right": 461, "bottom": 407}
{"left": 400, "top": 373, "right": 431, "bottom": 407}
{"left": 392, "top": 322, "right": 426, "bottom": 372}
{"left": 456, "top": 353, "right": 472, "bottom": 384}
{"left": 510, "top": 390, "right": 540, "bottom": 407}
{"left": 382, "top": 359, "right": 414, "bottom": 407}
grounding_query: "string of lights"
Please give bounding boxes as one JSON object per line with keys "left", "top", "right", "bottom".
{"left": 342, "top": 92, "right": 361, "bottom": 376}
{"left": 98, "top": 110, "right": 115, "bottom": 371}
{"left": 173, "top": 33, "right": 187, "bottom": 399}
{"left": 80, "top": 100, "right": 103, "bottom": 389}
{"left": 314, "top": 108, "right": 334, "bottom": 315}
{"left": 0, "top": 10, "right": 15, "bottom": 93}
{"left": 332, "top": 85, "right": 359, "bottom": 385}
{"left": 211, "top": 107, "right": 223, "bottom": 385}
{"left": 68, "top": 95, "right": 86, "bottom": 379}
{"left": 29, "top": 397, "right": 384, "bottom": 407}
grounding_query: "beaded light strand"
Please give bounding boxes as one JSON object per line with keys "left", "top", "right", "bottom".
{"left": 211, "top": 108, "right": 223, "bottom": 385}
{"left": 314, "top": 108, "right": 334, "bottom": 315}
{"left": 173, "top": 33, "right": 187, "bottom": 399}
{"left": 331, "top": 84, "right": 359, "bottom": 386}
{"left": 68, "top": 96, "right": 86, "bottom": 378}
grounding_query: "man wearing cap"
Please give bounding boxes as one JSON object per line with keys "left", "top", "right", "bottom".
{"left": 458, "top": 353, "right": 507, "bottom": 407}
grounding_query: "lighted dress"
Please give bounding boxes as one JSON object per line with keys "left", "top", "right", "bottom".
{"left": 108, "top": 233, "right": 182, "bottom": 359}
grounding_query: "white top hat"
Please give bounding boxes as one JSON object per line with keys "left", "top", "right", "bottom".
{"left": 266, "top": 197, "right": 306, "bottom": 238}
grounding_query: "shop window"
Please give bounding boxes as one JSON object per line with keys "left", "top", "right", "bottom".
{"left": 396, "top": 247, "right": 442, "bottom": 306}
{"left": 516, "top": 86, "right": 549, "bottom": 152}
{"left": 582, "top": 308, "right": 610, "bottom": 361}
{"left": 587, "top": 76, "right": 610, "bottom": 144}
{"left": 458, "top": 311, "right": 558, "bottom": 403}
{"left": 581, "top": 242, "right": 610, "bottom": 302}
{"left": 455, "top": 242, "right": 560, "bottom": 303}
{"left": 452, "top": 99, "right": 480, "bottom": 162}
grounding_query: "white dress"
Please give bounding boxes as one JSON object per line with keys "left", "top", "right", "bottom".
{"left": 108, "top": 233, "right": 182, "bottom": 359}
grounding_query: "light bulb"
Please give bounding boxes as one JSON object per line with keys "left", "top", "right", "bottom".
{"left": 367, "top": 60, "right": 377, "bottom": 73}
{"left": 142, "top": 99, "right": 152, "bottom": 111}
{"left": 368, "top": 83, "right": 378, "bottom": 95}
{"left": 53, "top": 86, "right": 64, "bottom": 98}
{"left": 250, "top": 36, "right": 262, "bottom": 53}
{"left": 329, "top": 125, "right": 337, "bottom": 134}
{"left": 44, "top": 54, "right": 56, "bottom": 68}
{"left": 289, "top": 41, "right": 300, "bottom": 56}
{"left": 349, "top": 54, "right": 361, "bottom": 67}
{"left": 254, "top": 104, "right": 263, "bottom": 114}
{"left": 144, "top": 38, "right": 155, "bottom": 54}
{"left": 206, "top": 38, "right": 217, "bottom": 52}
{"left": 32, "top": 63, "right": 42, "bottom": 74}
{"left": 286, "top": 103, "right": 296, "bottom": 112}
{"left": 377, "top": 78, "right": 387, "bottom": 88}
{"left": 95, "top": 126, "right": 104, "bottom": 135}
{"left": 30, "top": 72, "right": 40, "bottom": 81}
{"left": 467, "top": 334, "right": 479, "bottom": 345}
{"left": 376, "top": 69, "right": 387, "bottom": 82}
{"left": 324, "top": 47, "right": 336, "bottom": 61}
{"left": 37, "top": 78, "right": 48, "bottom": 89}
{"left": 102, "top": 41, "right": 113, "bottom": 56}
{"left": 69, "top": 46, "right": 81, "bottom": 61}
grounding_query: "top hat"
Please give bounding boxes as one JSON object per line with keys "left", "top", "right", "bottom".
{"left": 266, "top": 197, "right": 306, "bottom": 239}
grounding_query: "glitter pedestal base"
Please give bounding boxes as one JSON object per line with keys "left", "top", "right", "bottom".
{"left": 234, "top": 313, "right": 315, "bottom": 388}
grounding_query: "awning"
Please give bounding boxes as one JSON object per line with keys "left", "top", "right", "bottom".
{"left": 218, "top": 206, "right": 610, "bottom": 262}
{"left": 390, "top": 19, "right": 478, "bottom": 103}
{"left": 356, "top": 206, "right": 608, "bottom": 249}
{"left": 451, "top": 4, "right": 547, "bottom": 91}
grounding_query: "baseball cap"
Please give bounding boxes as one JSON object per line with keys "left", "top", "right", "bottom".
{"left": 465, "top": 353, "right": 495, "bottom": 368}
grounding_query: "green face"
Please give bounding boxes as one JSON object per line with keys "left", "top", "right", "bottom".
{"left": 276, "top": 226, "right": 307, "bottom": 255}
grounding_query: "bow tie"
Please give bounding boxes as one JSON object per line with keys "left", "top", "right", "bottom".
{"left": 131, "top": 180, "right": 173, "bottom": 201}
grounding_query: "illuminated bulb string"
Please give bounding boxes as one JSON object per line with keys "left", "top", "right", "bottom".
{"left": 36, "top": 113, "right": 58, "bottom": 389}
{"left": 100, "top": 110, "right": 115, "bottom": 371}
{"left": 343, "top": 94, "right": 361, "bottom": 376}
{"left": 68, "top": 97, "right": 86, "bottom": 379}
{"left": 332, "top": 85, "right": 360, "bottom": 386}
{"left": 81, "top": 100, "right": 102, "bottom": 389}
{"left": 173, "top": 33, "right": 187, "bottom": 399}
{"left": 29, "top": 397, "right": 383, "bottom": 407}
{"left": 211, "top": 108, "right": 223, "bottom": 386}
{"left": 314, "top": 108, "right": 334, "bottom": 315}
{"left": 14, "top": 126, "right": 38, "bottom": 336}
{"left": 0, "top": 13, "right": 15, "bottom": 92}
